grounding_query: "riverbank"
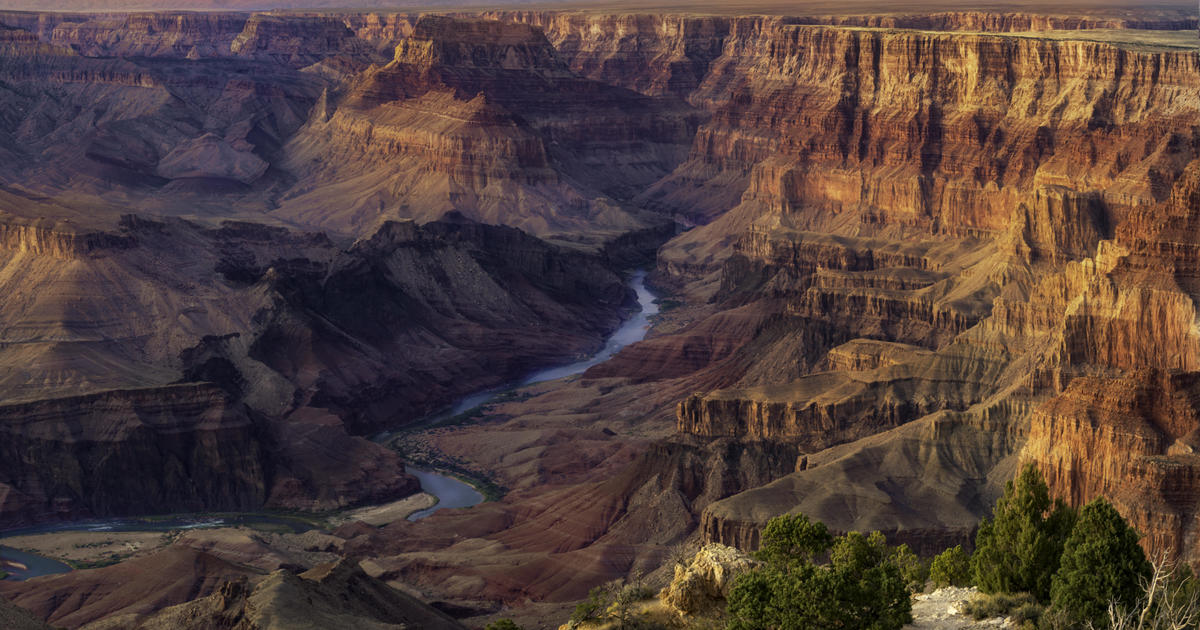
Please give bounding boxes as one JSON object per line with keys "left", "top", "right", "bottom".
{"left": 381, "top": 269, "right": 661, "bottom": 519}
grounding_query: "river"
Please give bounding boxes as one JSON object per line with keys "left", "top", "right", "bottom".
{"left": 402, "top": 269, "right": 659, "bottom": 520}
{"left": 0, "top": 271, "right": 660, "bottom": 576}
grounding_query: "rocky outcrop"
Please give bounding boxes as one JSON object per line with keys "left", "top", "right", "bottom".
{"left": 248, "top": 216, "right": 634, "bottom": 433}
{"left": 482, "top": 11, "right": 1197, "bottom": 100}
{"left": 661, "top": 543, "right": 758, "bottom": 616}
{"left": 826, "top": 339, "right": 933, "bottom": 372}
{"left": 0, "top": 22, "right": 326, "bottom": 192}
{"left": 0, "top": 377, "right": 414, "bottom": 524}
{"left": 0, "top": 213, "right": 133, "bottom": 260}
{"left": 697, "top": 398, "right": 1029, "bottom": 556}
{"left": 675, "top": 366, "right": 984, "bottom": 449}
{"left": 2, "top": 12, "right": 385, "bottom": 64}
{"left": 649, "top": 22, "right": 1200, "bottom": 232}
{"left": 807, "top": 12, "right": 1197, "bottom": 31}
{"left": 341, "top": 12, "right": 417, "bottom": 47}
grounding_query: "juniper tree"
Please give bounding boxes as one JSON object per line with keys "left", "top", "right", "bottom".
{"left": 972, "top": 463, "right": 1075, "bottom": 600}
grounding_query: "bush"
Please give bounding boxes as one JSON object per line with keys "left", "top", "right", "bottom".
{"left": 929, "top": 545, "right": 971, "bottom": 588}
{"left": 606, "top": 576, "right": 655, "bottom": 630}
{"left": 571, "top": 586, "right": 608, "bottom": 624}
{"left": 961, "top": 592, "right": 1037, "bottom": 620}
{"left": 1010, "top": 602, "right": 1043, "bottom": 625}
{"left": 727, "top": 515, "right": 911, "bottom": 630}
{"left": 971, "top": 464, "right": 1075, "bottom": 601}
{"left": 890, "top": 543, "right": 929, "bottom": 593}
{"left": 1049, "top": 498, "right": 1150, "bottom": 628}
{"left": 754, "top": 512, "right": 832, "bottom": 569}
{"left": 486, "top": 620, "right": 523, "bottom": 630}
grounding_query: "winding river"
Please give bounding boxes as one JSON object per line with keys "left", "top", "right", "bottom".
{"left": 0, "top": 271, "right": 660, "bottom": 577}
{"left": 402, "top": 269, "right": 659, "bottom": 520}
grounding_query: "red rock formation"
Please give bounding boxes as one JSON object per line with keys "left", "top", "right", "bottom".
{"left": 628, "top": 9, "right": 1200, "bottom": 571}
{"left": 278, "top": 15, "right": 696, "bottom": 239}
{"left": 1022, "top": 372, "right": 1200, "bottom": 562}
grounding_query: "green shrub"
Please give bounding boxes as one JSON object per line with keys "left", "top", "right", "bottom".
{"left": 486, "top": 620, "right": 523, "bottom": 630}
{"left": 1049, "top": 498, "right": 1151, "bottom": 628}
{"left": 571, "top": 586, "right": 608, "bottom": 624}
{"left": 889, "top": 543, "right": 930, "bottom": 593}
{"left": 929, "top": 545, "right": 971, "bottom": 588}
{"left": 754, "top": 512, "right": 832, "bottom": 569}
{"left": 971, "top": 464, "right": 1075, "bottom": 601}
{"left": 727, "top": 515, "right": 911, "bottom": 630}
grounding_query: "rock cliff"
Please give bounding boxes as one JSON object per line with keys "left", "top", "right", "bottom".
{"left": 631, "top": 11, "right": 1200, "bottom": 568}
{"left": 0, "top": 384, "right": 266, "bottom": 527}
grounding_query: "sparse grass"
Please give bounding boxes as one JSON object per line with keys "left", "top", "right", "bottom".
{"left": 655, "top": 298, "right": 684, "bottom": 312}
{"left": 0, "top": 569, "right": 8, "bottom": 580}
{"left": 73, "top": 540, "right": 115, "bottom": 549}
{"left": 961, "top": 592, "right": 1040, "bottom": 620}
{"left": 68, "top": 556, "right": 124, "bottom": 570}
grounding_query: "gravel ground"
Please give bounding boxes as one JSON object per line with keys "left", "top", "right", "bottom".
{"left": 906, "top": 587, "right": 1013, "bottom": 630}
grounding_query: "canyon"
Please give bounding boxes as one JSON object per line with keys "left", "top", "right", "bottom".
{"left": 0, "top": 1, "right": 1197, "bottom": 628}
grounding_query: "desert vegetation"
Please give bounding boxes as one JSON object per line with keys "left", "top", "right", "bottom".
{"left": 581, "top": 465, "right": 1198, "bottom": 630}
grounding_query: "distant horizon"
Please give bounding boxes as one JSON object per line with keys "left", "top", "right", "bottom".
{"left": 1, "top": 0, "right": 1196, "bottom": 15}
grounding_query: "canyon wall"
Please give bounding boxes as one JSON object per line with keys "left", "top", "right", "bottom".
{"left": 628, "top": 13, "right": 1200, "bottom": 565}
{"left": 0, "top": 384, "right": 267, "bottom": 526}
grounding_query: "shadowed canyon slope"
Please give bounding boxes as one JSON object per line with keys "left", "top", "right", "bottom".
{"left": 0, "top": 3, "right": 1199, "bottom": 628}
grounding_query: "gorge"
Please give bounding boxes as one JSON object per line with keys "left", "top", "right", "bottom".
{"left": 0, "top": 1, "right": 1196, "bottom": 628}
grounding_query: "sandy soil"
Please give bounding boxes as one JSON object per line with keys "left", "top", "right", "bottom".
{"left": 327, "top": 492, "right": 438, "bottom": 527}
